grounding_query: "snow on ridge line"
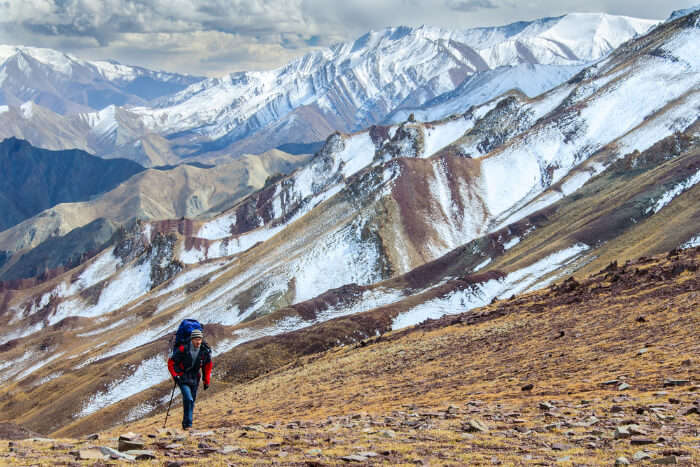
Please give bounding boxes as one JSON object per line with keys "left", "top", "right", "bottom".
{"left": 391, "top": 243, "right": 589, "bottom": 330}
{"left": 182, "top": 183, "right": 346, "bottom": 262}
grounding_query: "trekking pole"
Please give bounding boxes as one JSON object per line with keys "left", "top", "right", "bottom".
{"left": 163, "top": 380, "right": 177, "bottom": 428}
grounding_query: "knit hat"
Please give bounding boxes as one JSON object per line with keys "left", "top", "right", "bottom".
{"left": 190, "top": 329, "right": 203, "bottom": 339}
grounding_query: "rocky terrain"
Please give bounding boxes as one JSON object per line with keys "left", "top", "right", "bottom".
{"left": 0, "top": 247, "right": 697, "bottom": 465}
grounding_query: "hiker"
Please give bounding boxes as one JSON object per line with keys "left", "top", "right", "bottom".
{"left": 167, "top": 329, "right": 213, "bottom": 430}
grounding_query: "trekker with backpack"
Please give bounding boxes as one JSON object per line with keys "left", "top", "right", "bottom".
{"left": 167, "top": 323, "right": 213, "bottom": 430}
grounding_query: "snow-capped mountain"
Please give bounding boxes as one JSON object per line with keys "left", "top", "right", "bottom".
{"left": 131, "top": 13, "right": 656, "bottom": 156}
{"left": 0, "top": 9, "right": 698, "bottom": 437}
{"left": 0, "top": 13, "right": 656, "bottom": 164}
{"left": 0, "top": 45, "right": 204, "bottom": 114}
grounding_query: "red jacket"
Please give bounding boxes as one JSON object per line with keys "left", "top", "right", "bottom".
{"left": 168, "top": 341, "right": 212, "bottom": 386}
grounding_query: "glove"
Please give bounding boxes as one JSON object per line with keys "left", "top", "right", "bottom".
{"left": 203, "top": 383, "right": 209, "bottom": 390}
{"left": 173, "top": 376, "right": 181, "bottom": 384}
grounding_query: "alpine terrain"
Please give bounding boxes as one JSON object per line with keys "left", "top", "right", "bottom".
{"left": 0, "top": 6, "right": 698, "bottom": 466}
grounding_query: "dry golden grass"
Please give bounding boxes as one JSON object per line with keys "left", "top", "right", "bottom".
{"left": 1, "top": 249, "right": 697, "bottom": 465}
{"left": 82, "top": 248, "right": 697, "bottom": 465}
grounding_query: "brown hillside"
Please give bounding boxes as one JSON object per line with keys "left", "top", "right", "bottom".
{"left": 4, "top": 247, "right": 694, "bottom": 465}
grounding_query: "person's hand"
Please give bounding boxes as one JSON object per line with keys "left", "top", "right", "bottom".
{"left": 203, "top": 383, "right": 209, "bottom": 390}
{"left": 173, "top": 376, "right": 181, "bottom": 384}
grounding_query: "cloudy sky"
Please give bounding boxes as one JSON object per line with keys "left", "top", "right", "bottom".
{"left": 0, "top": 0, "right": 696, "bottom": 77}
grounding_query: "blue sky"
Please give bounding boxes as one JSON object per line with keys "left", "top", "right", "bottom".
{"left": 0, "top": 0, "right": 696, "bottom": 76}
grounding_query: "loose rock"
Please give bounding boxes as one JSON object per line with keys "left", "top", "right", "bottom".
{"left": 463, "top": 419, "right": 489, "bottom": 433}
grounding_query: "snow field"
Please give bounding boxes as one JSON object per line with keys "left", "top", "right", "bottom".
{"left": 646, "top": 168, "right": 700, "bottom": 215}
{"left": 50, "top": 259, "right": 152, "bottom": 325}
{"left": 78, "top": 356, "right": 168, "bottom": 418}
{"left": 391, "top": 243, "right": 589, "bottom": 330}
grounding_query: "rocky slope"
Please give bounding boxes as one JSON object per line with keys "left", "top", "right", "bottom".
{"left": 0, "top": 148, "right": 308, "bottom": 280}
{"left": 0, "top": 8, "right": 696, "bottom": 439}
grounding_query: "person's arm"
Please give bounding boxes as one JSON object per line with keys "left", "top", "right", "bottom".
{"left": 168, "top": 345, "right": 185, "bottom": 380}
{"left": 203, "top": 353, "right": 213, "bottom": 388}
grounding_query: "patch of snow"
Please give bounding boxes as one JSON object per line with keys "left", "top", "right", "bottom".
{"left": 123, "top": 401, "right": 158, "bottom": 423}
{"left": 196, "top": 213, "right": 236, "bottom": 240}
{"left": 646, "top": 169, "right": 700, "bottom": 214}
{"left": 338, "top": 132, "right": 376, "bottom": 178}
{"left": 15, "top": 352, "right": 64, "bottom": 381}
{"left": 78, "top": 356, "right": 168, "bottom": 418}
{"left": 64, "top": 247, "right": 122, "bottom": 296}
{"left": 473, "top": 258, "right": 492, "bottom": 272}
{"left": 186, "top": 183, "right": 346, "bottom": 263}
{"left": 497, "top": 243, "right": 590, "bottom": 298}
{"left": 1, "top": 321, "right": 44, "bottom": 343}
{"left": 682, "top": 235, "right": 700, "bottom": 249}
{"left": 290, "top": 220, "right": 384, "bottom": 303}
{"left": 19, "top": 101, "right": 34, "bottom": 119}
{"left": 426, "top": 159, "right": 485, "bottom": 257}
{"left": 179, "top": 246, "right": 208, "bottom": 264}
{"left": 422, "top": 118, "right": 473, "bottom": 157}
{"left": 32, "top": 371, "right": 64, "bottom": 388}
{"left": 503, "top": 237, "right": 520, "bottom": 250}
{"left": 391, "top": 243, "right": 589, "bottom": 330}
{"left": 0, "top": 352, "right": 34, "bottom": 384}
{"left": 51, "top": 259, "right": 152, "bottom": 325}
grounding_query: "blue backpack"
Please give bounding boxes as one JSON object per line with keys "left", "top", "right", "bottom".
{"left": 171, "top": 319, "right": 203, "bottom": 353}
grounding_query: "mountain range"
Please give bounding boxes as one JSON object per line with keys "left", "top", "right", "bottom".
{"left": 0, "top": 6, "right": 696, "bottom": 439}
{"left": 0, "top": 13, "right": 656, "bottom": 167}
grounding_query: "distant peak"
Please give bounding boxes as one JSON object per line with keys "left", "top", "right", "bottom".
{"left": 667, "top": 4, "right": 700, "bottom": 22}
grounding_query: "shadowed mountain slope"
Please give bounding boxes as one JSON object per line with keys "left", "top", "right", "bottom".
{"left": 0, "top": 138, "right": 144, "bottom": 232}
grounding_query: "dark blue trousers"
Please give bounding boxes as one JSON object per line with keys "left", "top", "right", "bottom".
{"left": 178, "top": 382, "right": 198, "bottom": 429}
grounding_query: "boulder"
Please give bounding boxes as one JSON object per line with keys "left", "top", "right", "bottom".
{"left": 463, "top": 419, "right": 489, "bottom": 433}
{"left": 77, "top": 449, "right": 107, "bottom": 460}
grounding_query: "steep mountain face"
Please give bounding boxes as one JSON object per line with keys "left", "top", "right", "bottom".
{"left": 0, "top": 45, "right": 204, "bottom": 114}
{"left": 0, "top": 9, "right": 697, "bottom": 437}
{"left": 0, "top": 13, "right": 655, "bottom": 165}
{"left": 0, "top": 138, "right": 145, "bottom": 232}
